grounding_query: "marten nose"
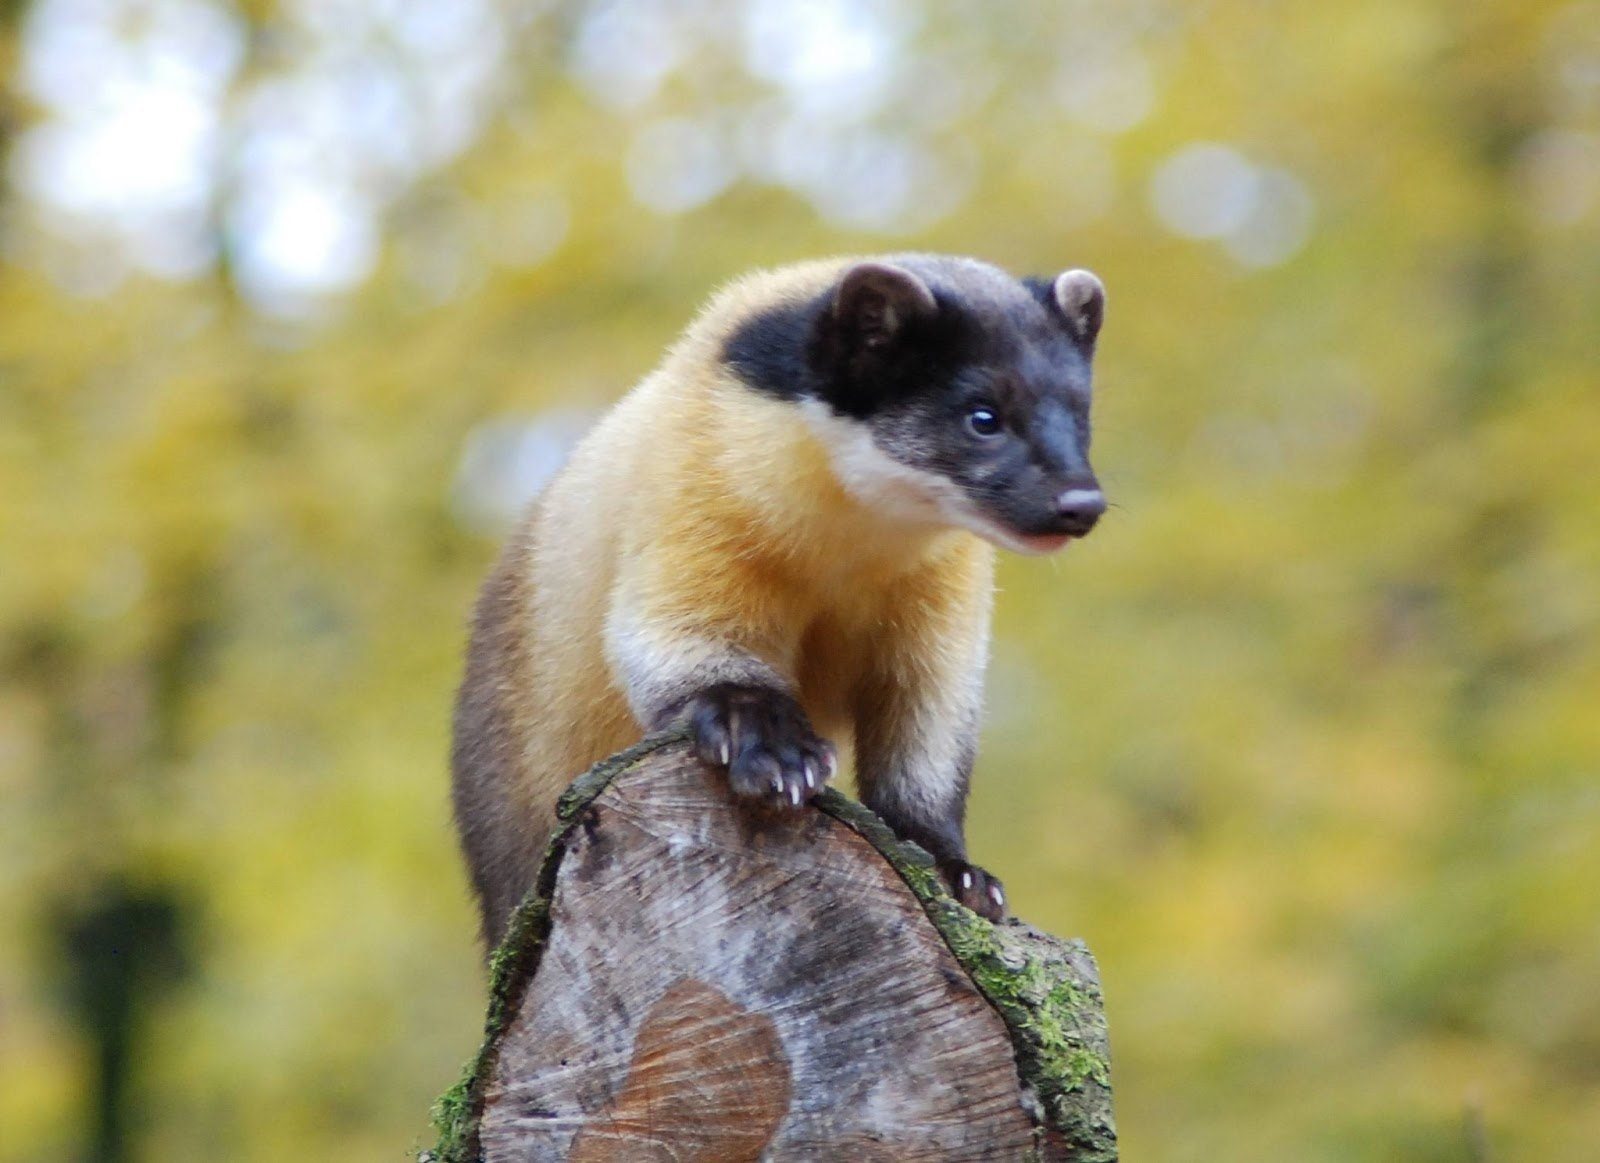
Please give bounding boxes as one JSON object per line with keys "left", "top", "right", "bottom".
{"left": 1054, "top": 487, "right": 1106, "bottom": 536}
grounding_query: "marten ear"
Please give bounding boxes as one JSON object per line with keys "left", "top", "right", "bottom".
{"left": 832, "top": 262, "right": 938, "bottom": 350}
{"left": 1049, "top": 269, "right": 1106, "bottom": 348}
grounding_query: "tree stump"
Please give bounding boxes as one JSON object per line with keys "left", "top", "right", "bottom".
{"left": 428, "top": 732, "right": 1116, "bottom": 1162}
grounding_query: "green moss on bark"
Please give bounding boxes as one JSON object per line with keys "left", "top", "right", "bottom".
{"left": 816, "top": 793, "right": 1117, "bottom": 1160}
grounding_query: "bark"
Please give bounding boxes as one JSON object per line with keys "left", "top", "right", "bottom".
{"left": 428, "top": 732, "right": 1116, "bottom": 1162}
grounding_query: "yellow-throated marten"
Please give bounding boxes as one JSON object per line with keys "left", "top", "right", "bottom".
{"left": 452, "top": 255, "right": 1108, "bottom": 945}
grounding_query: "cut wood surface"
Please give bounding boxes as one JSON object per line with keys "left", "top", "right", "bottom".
{"left": 429, "top": 732, "right": 1116, "bottom": 1162}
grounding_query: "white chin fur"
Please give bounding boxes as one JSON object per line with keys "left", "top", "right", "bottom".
{"left": 963, "top": 520, "right": 1073, "bottom": 556}
{"left": 800, "top": 400, "right": 1063, "bottom": 554}
{"left": 985, "top": 531, "right": 1075, "bottom": 559}
{"left": 799, "top": 400, "right": 962, "bottom": 528}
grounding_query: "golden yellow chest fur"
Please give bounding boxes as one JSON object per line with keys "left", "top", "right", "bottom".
{"left": 536, "top": 366, "right": 994, "bottom": 769}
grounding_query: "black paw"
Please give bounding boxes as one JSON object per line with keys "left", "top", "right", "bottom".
{"left": 683, "top": 684, "right": 836, "bottom": 811}
{"left": 942, "top": 860, "right": 1007, "bottom": 921}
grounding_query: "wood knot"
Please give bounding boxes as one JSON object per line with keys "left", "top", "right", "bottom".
{"left": 568, "top": 979, "right": 791, "bottom": 1162}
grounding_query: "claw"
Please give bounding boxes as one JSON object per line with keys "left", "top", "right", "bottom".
{"left": 803, "top": 759, "right": 817, "bottom": 789}
{"left": 960, "top": 870, "right": 974, "bottom": 892}
{"left": 989, "top": 883, "right": 1005, "bottom": 910}
{"left": 718, "top": 740, "right": 731, "bottom": 765}
{"left": 788, "top": 784, "right": 801, "bottom": 807}
{"left": 770, "top": 773, "right": 784, "bottom": 795}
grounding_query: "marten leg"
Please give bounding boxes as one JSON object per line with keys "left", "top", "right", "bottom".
{"left": 853, "top": 560, "right": 1004, "bottom": 920}
{"left": 607, "top": 574, "right": 834, "bottom": 811}
{"left": 855, "top": 685, "right": 1004, "bottom": 920}
{"left": 672, "top": 682, "right": 836, "bottom": 807}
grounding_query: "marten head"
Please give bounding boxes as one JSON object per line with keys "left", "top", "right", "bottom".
{"left": 723, "top": 254, "right": 1107, "bottom": 554}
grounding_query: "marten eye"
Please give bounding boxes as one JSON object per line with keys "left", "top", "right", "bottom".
{"left": 966, "top": 405, "right": 1002, "bottom": 437}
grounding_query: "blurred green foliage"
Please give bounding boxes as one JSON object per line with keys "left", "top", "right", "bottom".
{"left": 2, "top": 1, "right": 1598, "bottom": 1160}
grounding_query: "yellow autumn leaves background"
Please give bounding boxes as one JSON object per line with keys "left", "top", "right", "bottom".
{"left": 3, "top": 1, "right": 1598, "bottom": 1159}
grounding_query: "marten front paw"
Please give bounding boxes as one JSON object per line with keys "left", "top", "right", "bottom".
{"left": 683, "top": 684, "right": 836, "bottom": 810}
{"left": 942, "top": 860, "right": 1007, "bottom": 921}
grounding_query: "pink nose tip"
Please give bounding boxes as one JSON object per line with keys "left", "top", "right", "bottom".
{"left": 1055, "top": 487, "right": 1106, "bottom": 534}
